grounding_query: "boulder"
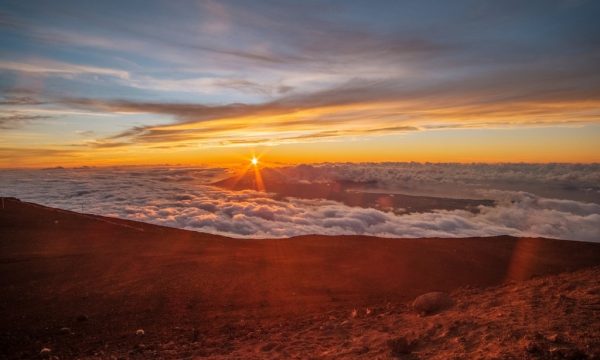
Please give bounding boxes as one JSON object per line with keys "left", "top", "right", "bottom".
{"left": 412, "top": 291, "right": 453, "bottom": 315}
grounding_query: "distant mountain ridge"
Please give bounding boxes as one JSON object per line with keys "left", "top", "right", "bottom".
{"left": 212, "top": 168, "right": 495, "bottom": 213}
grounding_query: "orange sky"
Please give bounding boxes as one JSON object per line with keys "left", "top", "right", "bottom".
{"left": 3, "top": 124, "right": 598, "bottom": 168}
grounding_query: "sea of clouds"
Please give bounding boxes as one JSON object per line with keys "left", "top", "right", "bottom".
{"left": 1, "top": 164, "right": 599, "bottom": 242}
{"left": 274, "top": 163, "right": 600, "bottom": 203}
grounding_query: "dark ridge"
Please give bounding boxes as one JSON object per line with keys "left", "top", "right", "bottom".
{"left": 211, "top": 169, "right": 495, "bottom": 213}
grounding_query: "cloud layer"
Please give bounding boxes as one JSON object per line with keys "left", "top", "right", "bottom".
{"left": 269, "top": 163, "right": 600, "bottom": 203}
{"left": 1, "top": 164, "right": 598, "bottom": 242}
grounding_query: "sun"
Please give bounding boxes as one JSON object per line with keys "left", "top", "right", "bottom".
{"left": 251, "top": 157, "right": 258, "bottom": 166}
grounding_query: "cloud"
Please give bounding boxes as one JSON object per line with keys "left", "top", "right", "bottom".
{"left": 273, "top": 163, "right": 600, "bottom": 187}
{"left": 1, "top": 165, "right": 598, "bottom": 242}
{"left": 0, "top": 147, "right": 78, "bottom": 161}
{"left": 0, "top": 113, "right": 53, "bottom": 129}
{"left": 0, "top": 59, "right": 130, "bottom": 79}
{"left": 75, "top": 130, "right": 96, "bottom": 137}
{"left": 269, "top": 163, "right": 600, "bottom": 203}
{"left": 56, "top": 69, "right": 600, "bottom": 148}
{"left": 0, "top": 95, "right": 45, "bottom": 106}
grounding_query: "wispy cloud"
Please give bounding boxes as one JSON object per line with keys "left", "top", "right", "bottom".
{"left": 0, "top": 95, "right": 45, "bottom": 106}
{"left": 58, "top": 70, "right": 600, "bottom": 148}
{"left": 0, "top": 59, "right": 130, "bottom": 79}
{"left": 0, "top": 147, "right": 78, "bottom": 161}
{"left": 1, "top": 1, "right": 599, "bottom": 160}
{"left": 0, "top": 113, "right": 52, "bottom": 129}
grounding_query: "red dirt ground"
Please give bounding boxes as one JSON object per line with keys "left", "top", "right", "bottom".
{"left": 1, "top": 197, "right": 599, "bottom": 359}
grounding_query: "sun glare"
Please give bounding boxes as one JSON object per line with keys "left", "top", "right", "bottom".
{"left": 251, "top": 157, "right": 258, "bottom": 166}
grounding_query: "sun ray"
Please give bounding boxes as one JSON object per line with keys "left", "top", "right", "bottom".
{"left": 252, "top": 162, "right": 265, "bottom": 192}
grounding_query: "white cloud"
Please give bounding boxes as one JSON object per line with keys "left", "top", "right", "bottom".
{"left": 271, "top": 163, "right": 600, "bottom": 203}
{"left": 1, "top": 164, "right": 598, "bottom": 242}
{"left": 0, "top": 59, "right": 130, "bottom": 79}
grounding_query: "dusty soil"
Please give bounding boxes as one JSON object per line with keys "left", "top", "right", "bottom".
{"left": 201, "top": 266, "right": 600, "bottom": 359}
{"left": 0, "top": 197, "right": 599, "bottom": 359}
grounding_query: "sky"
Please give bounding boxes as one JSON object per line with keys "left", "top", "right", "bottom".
{"left": 1, "top": 0, "right": 599, "bottom": 167}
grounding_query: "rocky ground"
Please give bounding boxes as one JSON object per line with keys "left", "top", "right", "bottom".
{"left": 22, "top": 266, "right": 600, "bottom": 359}
{"left": 1, "top": 197, "right": 599, "bottom": 359}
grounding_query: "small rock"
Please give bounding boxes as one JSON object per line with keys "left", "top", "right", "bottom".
{"left": 549, "top": 347, "right": 587, "bottom": 360}
{"left": 412, "top": 292, "right": 453, "bottom": 315}
{"left": 40, "top": 348, "right": 52, "bottom": 357}
{"left": 76, "top": 314, "right": 88, "bottom": 322}
{"left": 351, "top": 308, "right": 358, "bottom": 318}
{"left": 546, "top": 333, "right": 560, "bottom": 343}
{"left": 135, "top": 329, "right": 145, "bottom": 336}
{"left": 59, "top": 327, "right": 71, "bottom": 335}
